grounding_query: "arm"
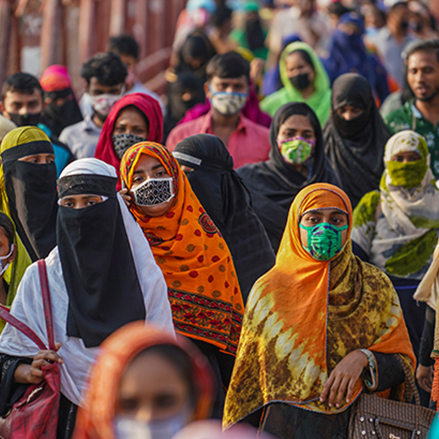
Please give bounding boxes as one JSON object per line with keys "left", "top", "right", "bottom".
{"left": 416, "top": 306, "right": 435, "bottom": 392}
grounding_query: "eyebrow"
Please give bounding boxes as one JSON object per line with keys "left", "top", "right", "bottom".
{"left": 133, "top": 164, "right": 164, "bottom": 175}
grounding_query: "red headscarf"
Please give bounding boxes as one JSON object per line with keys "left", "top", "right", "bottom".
{"left": 94, "top": 92, "right": 163, "bottom": 188}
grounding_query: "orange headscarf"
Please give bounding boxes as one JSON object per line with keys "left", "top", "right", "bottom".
{"left": 73, "top": 322, "right": 215, "bottom": 439}
{"left": 224, "top": 183, "right": 415, "bottom": 427}
{"left": 120, "top": 142, "right": 244, "bottom": 354}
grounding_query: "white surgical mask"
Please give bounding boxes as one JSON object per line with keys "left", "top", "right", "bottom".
{"left": 114, "top": 410, "right": 189, "bottom": 439}
{"left": 209, "top": 87, "right": 247, "bottom": 116}
{"left": 131, "top": 177, "right": 175, "bottom": 207}
{"left": 0, "top": 244, "right": 15, "bottom": 278}
{"left": 90, "top": 93, "right": 122, "bottom": 116}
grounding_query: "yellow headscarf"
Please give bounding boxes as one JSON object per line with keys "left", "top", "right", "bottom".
{"left": 0, "top": 127, "right": 46, "bottom": 331}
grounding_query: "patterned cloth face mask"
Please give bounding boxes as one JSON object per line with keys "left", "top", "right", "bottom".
{"left": 209, "top": 87, "right": 247, "bottom": 116}
{"left": 112, "top": 133, "right": 146, "bottom": 159}
{"left": 90, "top": 93, "right": 121, "bottom": 116}
{"left": 299, "top": 222, "right": 348, "bottom": 261}
{"left": 278, "top": 136, "right": 316, "bottom": 165}
{"left": 131, "top": 177, "right": 175, "bottom": 207}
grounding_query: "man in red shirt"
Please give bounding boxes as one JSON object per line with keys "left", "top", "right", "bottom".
{"left": 166, "top": 52, "right": 271, "bottom": 169}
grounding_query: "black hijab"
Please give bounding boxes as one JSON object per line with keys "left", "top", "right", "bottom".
{"left": 324, "top": 73, "right": 391, "bottom": 207}
{"left": 176, "top": 30, "right": 217, "bottom": 80}
{"left": 57, "top": 170, "right": 146, "bottom": 348}
{"left": 237, "top": 102, "right": 342, "bottom": 252}
{"left": 174, "top": 134, "right": 275, "bottom": 301}
{"left": 163, "top": 72, "right": 205, "bottom": 142}
{"left": 1, "top": 127, "right": 58, "bottom": 261}
{"left": 43, "top": 88, "right": 83, "bottom": 137}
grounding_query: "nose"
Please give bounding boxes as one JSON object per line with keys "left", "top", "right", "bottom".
{"left": 134, "top": 406, "right": 153, "bottom": 423}
{"left": 343, "top": 111, "right": 356, "bottom": 121}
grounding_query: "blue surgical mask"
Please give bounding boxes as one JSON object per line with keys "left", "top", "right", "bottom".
{"left": 114, "top": 409, "right": 190, "bottom": 439}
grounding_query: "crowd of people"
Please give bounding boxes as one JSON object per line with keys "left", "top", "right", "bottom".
{"left": 0, "top": 0, "right": 439, "bottom": 438}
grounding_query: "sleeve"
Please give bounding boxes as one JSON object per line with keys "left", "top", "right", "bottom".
{"left": 0, "top": 354, "right": 32, "bottom": 416}
{"left": 362, "top": 351, "right": 405, "bottom": 392}
{"left": 351, "top": 191, "right": 380, "bottom": 259}
{"left": 165, "top": 126, "right": 181, "bottom": 152}
{"left": 419, "top": 305, "right": 435, "bottom": 367}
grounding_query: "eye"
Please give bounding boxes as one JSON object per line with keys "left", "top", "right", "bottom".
{"left": 119, "top": 397, "right": 139, "bottom": 411}
{"left": 86, "top": 200, "right": 98, "bottom": 206}
{"left": 155, "top": 170, "right": 167, "bottom": 177}
{"left": 133, "top": 175, "right": 144, "bottom": 184}
{"left": 62, "top": 201, "right": 75, "bottom": 208}
{"left": 154, "top": 394, "right": 178, "bottom": 409}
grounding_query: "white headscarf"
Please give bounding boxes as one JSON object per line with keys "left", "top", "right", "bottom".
{"left": 0, "top": 158, "right": 174, "bottom": 406}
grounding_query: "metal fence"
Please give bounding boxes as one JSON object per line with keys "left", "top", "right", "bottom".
{"left": 0, "top": 0, "right": 186, "bottom": 96}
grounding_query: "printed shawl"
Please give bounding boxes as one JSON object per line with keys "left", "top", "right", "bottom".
{"left": 120, "top": 142, "right": 244, "bottom": 354}
{"left": 223, "top": 183, "right": 415, "bottom": 427}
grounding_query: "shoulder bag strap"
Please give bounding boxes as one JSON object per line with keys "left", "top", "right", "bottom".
{"left": 37, "top": 260, "right": 55, "bottom": 351}
{"left": 393, "top": 353, "right": 421, "bottom": 406}
{"left": 0, "top": 305, "right": 46, "bottom": 351}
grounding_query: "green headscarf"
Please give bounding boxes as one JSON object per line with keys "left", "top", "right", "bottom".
{"left": 260, "top": 42, "right": 332, "bottom": 125}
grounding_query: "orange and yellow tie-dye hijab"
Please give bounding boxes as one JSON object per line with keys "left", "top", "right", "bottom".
{"left": 224, "top": 183, "right": 415, "bottom": 427}
{"left": 120, "top": 142, "right": 244, "bottom": 355}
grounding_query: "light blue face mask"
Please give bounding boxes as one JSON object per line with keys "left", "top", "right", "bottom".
{"left": 114, "top": 409, "right": 190, "bottom": 439}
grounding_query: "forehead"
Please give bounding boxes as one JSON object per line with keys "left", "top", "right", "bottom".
{"left": 280, "top": 114, "right": 313, "bottom": 130}
{"left": 407, "top": 50, "right": 439, "bottom": 68}
{"left": 115, "top": 107, "right": 146, "bottom": 124}
{"left": 210, "top": 75, "right": 248, "bottom": 85}
{"left": 301, "top": 208, "right": 348, "bottom": 217}
{"left": 5, "top": 89, "right": 42, "bottom": 103}
{"left": 134, "top": 154, "right": 164, "bottom": 170}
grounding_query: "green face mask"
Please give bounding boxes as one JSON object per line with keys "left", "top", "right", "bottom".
{"left": 299, "top": 222, "right": 348, "bottom": 261}
{"left": 386, "top": 159, "right": 428, "bottom": 188}
{"left": 278, "top": 136, "right": 316, "bottom": 165}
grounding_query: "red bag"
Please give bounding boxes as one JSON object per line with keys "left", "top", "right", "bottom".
{"left": 0, "top": 260, "right": 61, "bottom": 439}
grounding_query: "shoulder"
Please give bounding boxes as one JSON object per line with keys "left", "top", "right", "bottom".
{"left": 260, "top": 89, "right": 286, "bottom": 111}
{"left": 60, "top": 120, "right": 86, "bottom": 139}
{"left": 353, "top": 191, "right": 381, "bottom": 227}
{"left": 166, "top": 118, "right": 204, "bottom": 149}
{"left": 242, "top": 116, "right": 270, "bottom": 134}
{"left": 385, "top": 101, "right": 412, "bottom": 127}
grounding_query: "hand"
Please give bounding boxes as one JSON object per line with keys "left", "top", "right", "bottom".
{"left": 416, "top": 364, "right": 433, "bottom": 393}
{"left": 320, "top": 350, "right": 368, "bottom": 408}
{"left": 250, "top": 58, "right": 265, "bottom": 84}
{"left": 119, "top": 188, "right": 131, "bottom": 207}
{"left": 15, "top": 342, "right": 63, "bottom": 385}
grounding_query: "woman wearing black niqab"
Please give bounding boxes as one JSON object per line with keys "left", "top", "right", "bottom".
{"left": 1, "top": 126, "right": 58, "bottom": 261}
{"left": 237, "top": 102, "right": 341, "bottom": 252}
{"left": 174, "top": 134, "right": 275, "bottom": 301}
{"left": 324, "top": 73, "right": 391, "bottom": 207}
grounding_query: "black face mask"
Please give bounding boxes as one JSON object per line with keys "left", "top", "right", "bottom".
{"left": 400, "top": 20, "right": 410, "bottom": 32}
{"left": 333, "top": 110, "right": 370, "bottom": 139}
{"left": 289, "top": 73, "right": 311, "bottom": 91}
{"left": 7, "top": 112, "right": 42, "bottom": 127}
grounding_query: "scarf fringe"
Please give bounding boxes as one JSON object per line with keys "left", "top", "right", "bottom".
{"left": 432, "top": 358, "right": 439, "bottom": 409}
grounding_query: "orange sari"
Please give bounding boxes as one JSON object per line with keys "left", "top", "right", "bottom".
{"left": 120, "top": 142, "right": 244, "bottom": 354}
{"left": 72, "top": 322, "right": 215, "bottom": 439}
{"left": 224, "top": 183, "right": 415, "bottom": 427}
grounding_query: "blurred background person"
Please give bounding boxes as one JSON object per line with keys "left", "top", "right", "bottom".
{"left": 73, "top": 322, "right": 214, "bottom": 439}
{"left": 60, "top": 52, "right": 127, "bottom": 159}
{"left": 40, "top": 65, "right": 83, "bottom": 138}
{"left": 108, "top": 34, "right": 165, "bottom": 115}
{"left": 369, "top": 2, "right": 417, "bottom": 88}
{"left": 321, "top": 12, "right": 390, "bottom": 103}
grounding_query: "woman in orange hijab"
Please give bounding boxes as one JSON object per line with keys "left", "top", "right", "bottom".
{"left": 119, "top": 142, "right": 244, "bottom": 406}
{"left": 73, "top": 322, "right": 214, "bottom": 439}
{"left": 223, "top": 183, "right": 415, "bottom": 439}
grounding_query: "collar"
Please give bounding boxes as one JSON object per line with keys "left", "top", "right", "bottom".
{"left": 84, "top": 113, "right": 101, "bottom": 132}
{"left": 201, "top": 110, "right": 247, "bottom": 134}
{"left": 411, "top": 101, "right": 423, "bottom": 119}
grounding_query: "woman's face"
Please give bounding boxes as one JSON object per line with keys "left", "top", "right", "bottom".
{"left": 390, "top": 151, "right": 421, "bottom": 163}
{"left": 299, "top": 208, "right": 349, "bottom": 248}
{"left": 112, "top": 107, "right": 149, "bottom": 138}
{"left": 116, "top": 351, "right": 191, "bottom": 423}
{"left": 285, "top": 52, "right": 315, "bottom": 85}
{"left": 0, "top": 228, "right": 14, "bottom": 262}
{"left": 130, "top": 154, "right": 174, "bottom": 217}
{"left": 277, "top": 114, "right": 316, "bottom": 144}
{"left": 59, "top": 194, "right": 105, "bottom": 209}
{"left": 336, "top": 105, "right": 364, "bottom": 120}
